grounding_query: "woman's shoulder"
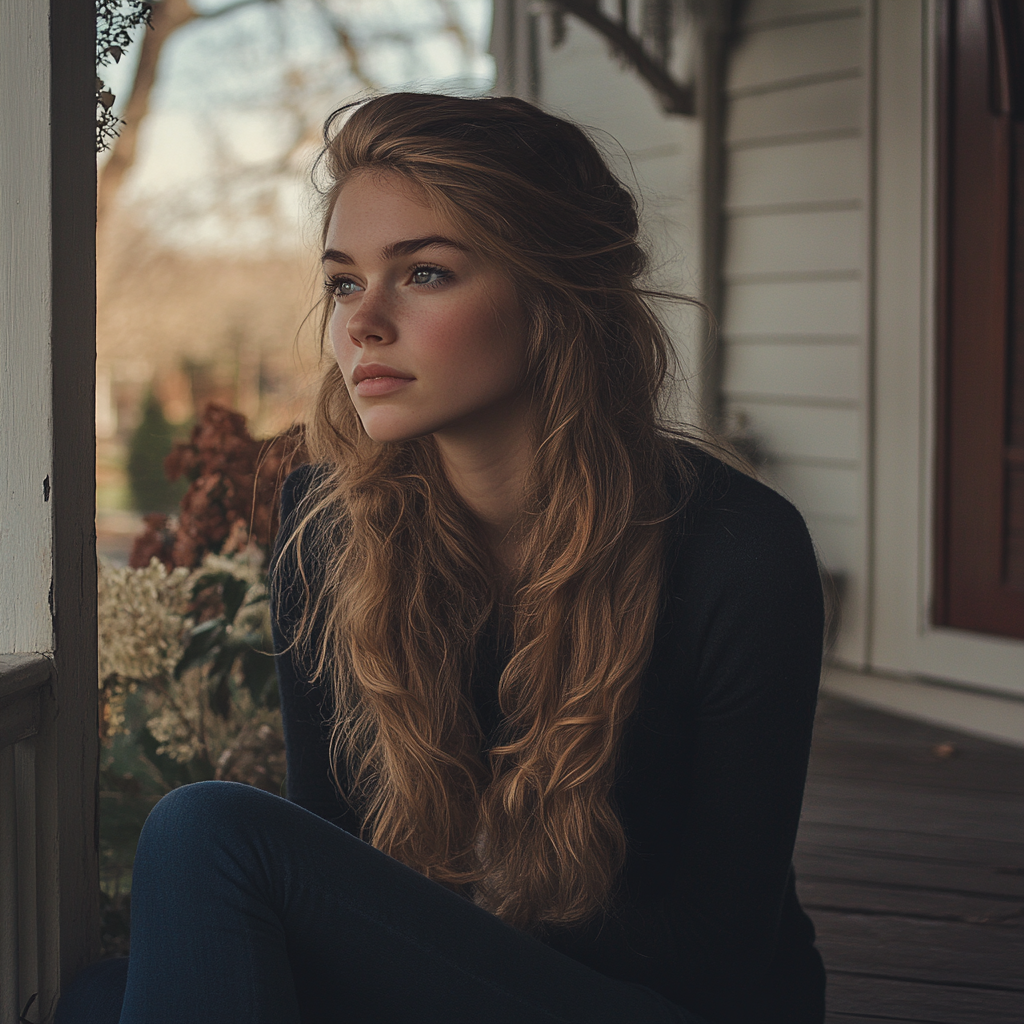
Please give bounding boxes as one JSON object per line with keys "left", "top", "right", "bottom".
{"left": 664, "top": 440, "right": 819, "bottom": 598}
{"left": 668, "top": 439, "right": 809, "bottom": 528}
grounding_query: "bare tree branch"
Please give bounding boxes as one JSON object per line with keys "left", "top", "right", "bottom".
{"left": 96, "top": 0, "right": 484, "bottom": 231}
{"left": 436, "top": 0, "right": 474, "bottom": 58}
{"left": 310, "top": 0, "right": 380, "bottom": 91}
{"left": 552, "top": 0, "right": 695, "bottom": 115}
{"left": 203, "top": 0, "right": 274, "bottom": 20}
{"left": 99, "top": 0, "right": 198, "bottom": 225}
{"left": 98, "top": 0, "right": 278, "bottom": 226}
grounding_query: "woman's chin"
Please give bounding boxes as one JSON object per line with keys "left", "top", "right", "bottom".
{"left": 359, "top": 419, "right": 434, "bottom": 445}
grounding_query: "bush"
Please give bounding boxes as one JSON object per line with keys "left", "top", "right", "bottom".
{"left": 98, "top": 404, "right": 306, "bottom": 955}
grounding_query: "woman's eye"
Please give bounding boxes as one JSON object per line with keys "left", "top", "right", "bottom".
{"left": 326, "top": 277, "right": 362, "bottom": 298}
{"left": 411, "top": 266, "right": 450, "bottom": 287}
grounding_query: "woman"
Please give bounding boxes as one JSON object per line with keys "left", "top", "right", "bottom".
{"left": 61, "top": 93, "right": 825, "bottom": 1024}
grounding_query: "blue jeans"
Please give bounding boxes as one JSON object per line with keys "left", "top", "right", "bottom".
{"left": 56, "top": 782, "right": 700, "bottom": 1024}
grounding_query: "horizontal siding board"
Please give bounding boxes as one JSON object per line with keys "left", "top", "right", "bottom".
{"left": 727, "top": 137, "right": 865, "bottom": 209}
{"left": 727, "top": 76, "right": 864, "bottom": 145}
{"left": 724, "top": 209, "right": 862, "bottom": 277}
{"left": 743, "top": 0, "right": 862, "bottom": 27}
{"left": 724, "top": 342, "right": 863, "bottom": 401}
{"left": 723, "top": 280, "right": 863, "bottom": 335}
{"left": 804, "top": 516, "right": 862, "bottom": 569}
{"left": 727, "top": 401, "right": 861, "bottom": 461}
{"left": 729, "top": 16, "right": 863, "bottom": 93}
{"left": 770, "top": 462, "right": 862, "bottom": 519}
{"left": 627, "top": 148, "right": 698, "bottom": 206}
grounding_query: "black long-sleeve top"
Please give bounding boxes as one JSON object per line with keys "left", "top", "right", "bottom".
{"left": 271, "top": 451, "right": 827, "bottom": 1024}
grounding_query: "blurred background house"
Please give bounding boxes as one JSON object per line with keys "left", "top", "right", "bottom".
{"left": 491, "top": 0, "right": 1024, "bottom": 746}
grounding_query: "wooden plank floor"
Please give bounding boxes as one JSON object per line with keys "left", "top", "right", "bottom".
{"left": 798, "top": 694, "right": 1024, "bottom": 1024}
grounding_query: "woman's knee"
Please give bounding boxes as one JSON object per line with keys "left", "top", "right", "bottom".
{"left": 136, "top": 781, "right": 278, "bottom": 862}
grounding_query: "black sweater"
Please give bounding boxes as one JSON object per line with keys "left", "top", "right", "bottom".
{"left": 271, "top": 452, "right": 827, "bottom": 1024}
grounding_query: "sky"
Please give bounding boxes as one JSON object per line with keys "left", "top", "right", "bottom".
{"left": 100, "top": 0, "right": 495, "bottom": 250}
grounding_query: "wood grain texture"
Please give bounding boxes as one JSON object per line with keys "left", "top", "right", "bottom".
{"left": 801, "top": 779, "right": 1024, "bottom": 844}
{"left": 801, "top": 695, "right": 1024, "bottom": 1022}
{"left": 0, "top": 0, "right": 54, "bottom": 656}
{"left": 824, "top": 972, "right": 1024, "bottom": 1024}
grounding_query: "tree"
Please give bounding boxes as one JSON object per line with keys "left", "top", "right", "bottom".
{"left": 95, "top": 0, "right": 486, "bottom": 227}
{"left": 127, "top": 391, "right": 187, "bottom": 512}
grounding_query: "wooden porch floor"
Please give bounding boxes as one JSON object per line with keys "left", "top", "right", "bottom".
{"left": 798, "top": 694, "right": 1024, "bottom": 1024}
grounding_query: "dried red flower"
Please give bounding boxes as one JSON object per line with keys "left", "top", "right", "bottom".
{"left": 129, "top": 404, "right": 308, "bottom": 571}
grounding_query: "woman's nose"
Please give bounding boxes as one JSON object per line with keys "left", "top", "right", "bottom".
{"left": 345, "top": 288, "right": 395, "bottom": 346}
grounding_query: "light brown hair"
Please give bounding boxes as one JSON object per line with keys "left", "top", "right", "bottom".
{"left": 276, "top": 92, "right": 702, "bottom": 931}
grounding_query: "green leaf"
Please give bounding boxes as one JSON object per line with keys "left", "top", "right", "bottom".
{"left": 175, "top": 618, "right": 227, "bottom": 678}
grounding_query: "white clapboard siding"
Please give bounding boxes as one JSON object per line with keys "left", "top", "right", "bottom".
{"left": 743, "top": 0, "right": 862, "bottom": 26}
{"left": 804, "top": 516, "right": 862, "bottom": 577}
{"left": 724, "top": 209, "right": 862, "bottom": 277}
{"left": 729, "top": 12, "right": 863, "bottom": 93}
{"left": 531, "top": 3, "right": 704, "bottom": 397}
{"left": 721, "top": 0, "right": 869, "bottom": 664}
{"left": 771, "top": 462, "right": 861, "bottom": 519}
{"left": 724, "top": 279, "right": 862, "bottom": 334}
{"left": 728, "top": 76, "right": 864, "bottom": 146}
{"left": 727, "top": 137, "right": 865, "bottom": 209}
{"left": 724, "top": 341, "right": 861, "bottom": 402}
{"left": 725, "top": 402, "right": 860, "bottom": 462}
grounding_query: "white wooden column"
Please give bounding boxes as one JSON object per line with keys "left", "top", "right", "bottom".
{"left": 0, "top": 0, "right": 99, "bottom": 1019}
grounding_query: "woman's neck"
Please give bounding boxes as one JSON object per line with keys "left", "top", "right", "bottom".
{"left": 433, "top": 399, "right": 536, "bottom": 570}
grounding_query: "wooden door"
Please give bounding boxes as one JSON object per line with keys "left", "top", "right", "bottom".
{"left": 935, "top": 0, "right": 1024, "bottom": 639}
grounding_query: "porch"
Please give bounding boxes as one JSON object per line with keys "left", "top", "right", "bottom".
{"left": 800, "top": 694, "right": 1024, "bottom": 1024}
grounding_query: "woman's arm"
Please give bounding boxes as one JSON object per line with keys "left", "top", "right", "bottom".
{"left": 664, "top": 466, "right": 824, "bottom": 1021}
{"left": 590, "top": 462, "right": 825, "bottom": 1023}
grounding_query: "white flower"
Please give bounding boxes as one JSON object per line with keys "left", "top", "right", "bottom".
{"left": 98, "top": 557, "right": 192, "bottom": 685}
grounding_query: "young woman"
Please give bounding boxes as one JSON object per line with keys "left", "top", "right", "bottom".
{"left": 60, "top": 93, "right": 826, "bottom": 1024}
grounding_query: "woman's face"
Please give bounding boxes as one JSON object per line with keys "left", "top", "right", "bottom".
{"left": 324, "top": 171, "right": 532, "bottom": 446}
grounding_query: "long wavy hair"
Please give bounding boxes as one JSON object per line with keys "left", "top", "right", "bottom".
{"left": 276, "top": 92, "right": 704, "bottom": 931}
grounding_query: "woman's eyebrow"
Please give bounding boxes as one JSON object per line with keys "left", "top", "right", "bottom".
{"left": 381, "top": 235, "right": 468, "bottom": 260}
{"left": 320, "top": 236, "right": 468, "bottom": 266}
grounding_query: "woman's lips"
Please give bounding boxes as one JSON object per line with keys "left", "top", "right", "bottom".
{"left": 354, "top": 375, "right": 415, "bottom": 397}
